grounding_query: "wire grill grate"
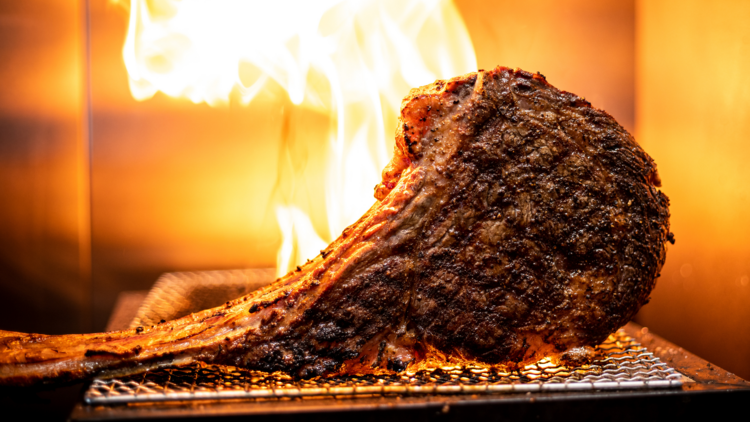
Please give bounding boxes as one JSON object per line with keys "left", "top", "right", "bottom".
{"left": 84, "top": 329, "right": 683, "bottom": 404}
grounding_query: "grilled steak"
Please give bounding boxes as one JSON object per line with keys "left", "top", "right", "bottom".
{"left": 0, "top": 66, "right": 671, "bottom": 386}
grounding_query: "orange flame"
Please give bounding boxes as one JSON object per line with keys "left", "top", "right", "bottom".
{"left": 116, "top": 0, "right": 476, "bottom": 276}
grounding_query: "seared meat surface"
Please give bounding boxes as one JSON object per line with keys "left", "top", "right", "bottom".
{"left": 0, "top": 66, "right": 671, "bottom": 386}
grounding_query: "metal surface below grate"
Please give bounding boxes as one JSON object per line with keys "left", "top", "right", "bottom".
{"left": 84, "top": 329, "right": 683, "bottom": 404}
{"left": 85, "top": 269, "right": 683, "bottom": 405}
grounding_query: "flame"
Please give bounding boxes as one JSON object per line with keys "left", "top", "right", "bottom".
{"left": 117, "top": 0, "right": 476, "bottom": 277}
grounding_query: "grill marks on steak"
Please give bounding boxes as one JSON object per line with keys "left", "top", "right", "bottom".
{"left": 0, "top": 67, "right": 670, "bottom": 386}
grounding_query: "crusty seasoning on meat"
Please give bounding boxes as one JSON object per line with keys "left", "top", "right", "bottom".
{"left": 0, "top": 66, "right": 670, "bottom": 386}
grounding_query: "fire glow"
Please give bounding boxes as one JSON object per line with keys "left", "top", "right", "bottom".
{"left": 115, "top": 0, "right": 476, "bottom": 276}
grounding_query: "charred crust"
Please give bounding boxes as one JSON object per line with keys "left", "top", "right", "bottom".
{"left": 515, "top": 68, "right": 534, "bottom": 78}
{"left": 398, "top": 65, "right": 670, "bottom": 361}
{"left": 387, "top": 357, "right": 409, "bottom": 372}
{"left": 404, "top": 133, "right": 414, "bottom": 154}
{"left": 84, "top": 349, "right": 112, "bottom": 357}
{"left": 374, "top": 340, "right": 387, "bottom": 368}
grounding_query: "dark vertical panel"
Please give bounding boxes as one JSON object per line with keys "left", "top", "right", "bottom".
{"left": 0, "top": 1, "right": 87, "bottom": 334}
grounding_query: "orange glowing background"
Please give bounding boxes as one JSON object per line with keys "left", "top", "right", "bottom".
{"left": 111, "top": 0, "right": 478, "bottom": 279}
{"left": 633, "top": 0, "right": 750, "bottom": 380}
{"left": 0, "top": 0, "right": 748, "bottom": 381}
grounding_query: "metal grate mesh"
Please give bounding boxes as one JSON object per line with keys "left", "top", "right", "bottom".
{"left": 85, "top": 269, "right": 683, "bottom": 405}
{"left": 130, "top": 268, "right": 276, "bottom": 329}
{"left": 84, "top": 329, "right": 683, "bottom": 404}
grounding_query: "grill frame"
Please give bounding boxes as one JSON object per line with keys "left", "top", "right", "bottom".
{"left": 70, "top": 325, "right": 750, "bottom": 422}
